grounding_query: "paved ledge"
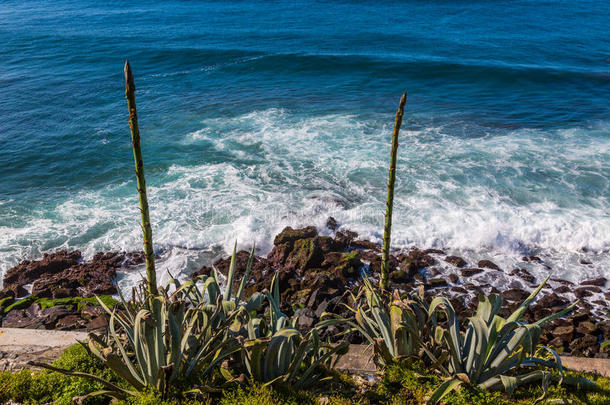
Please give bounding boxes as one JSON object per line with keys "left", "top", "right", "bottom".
{"left": 0, "top": 327, "right": 89, "bottom": 370}
{"left": 1, "top": 329, "right": 609, "bottom": 377}
{"left": 335, "top": 344, "right": 610, "bottom": 377}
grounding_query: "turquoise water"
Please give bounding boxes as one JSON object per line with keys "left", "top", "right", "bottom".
{"left": 0, "top": 0, "right": 609, "bottom": 286}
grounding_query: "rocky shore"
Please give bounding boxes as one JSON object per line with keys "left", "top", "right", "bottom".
{"left": 1, "top": 218, "right": 608, "bottom": 358}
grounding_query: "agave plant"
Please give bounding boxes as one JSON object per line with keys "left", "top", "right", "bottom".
{"left": 427, "top": 277, "right": 589, "bottom": 404}
{"left": 169, "top": 242, "right": 265, "bottom": 325}
{"left": 319, "top": 276, "right": 442, "bottom": 368}
{"left": 226, "top": 273, "right": 349, "bottom": 389}
{"left": 35, "top": 293, "right": 242, "bottom": 400}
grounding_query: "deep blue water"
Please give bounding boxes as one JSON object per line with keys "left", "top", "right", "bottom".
{"left": 0, "top": 0, "right": 609, "bottom": 286}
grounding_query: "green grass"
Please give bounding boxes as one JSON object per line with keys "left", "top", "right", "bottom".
{"left": 1, "top": 345, "right": 608, "bottom": 404}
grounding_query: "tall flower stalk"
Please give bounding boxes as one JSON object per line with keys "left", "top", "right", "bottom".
{"left": 124, "top": 60, "right": 157, "bottom": 295}
{"left": 379, "top": 93, "right": 407, "bottom": 291}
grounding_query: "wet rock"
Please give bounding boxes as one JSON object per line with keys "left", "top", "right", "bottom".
{"left": 317, "top": 236, "right": 337, "bottom": 253}
{"left": 273, "top": 226, "right": 318, "bottom": 246}
{"left": 322, "top": 251, "right": 362, "bottom": 278}
{"left": 551, "top": 278, "right": 574, "bottom": 286}
{"left": 334, "top": 230, "right": 358, "bottom": 250}
{"left": 390, "top": 270, "right": 412, "bottom": 284}
{"left": 444, "top": 256, "right": 467, "bottom": 267}
{"left": 580, "top": 259, "right": 593, "bottom": 265}
{"left": 2, "top": 251, "right": 82, "bottom": 298}
{"left": 510, "top": 268, "right": 535, "bottom": 283}
{"left": 553, "top": 325, "right": 574, "bottom": 341}
{"left": 581, "top": 278, "right": 606, "bottom": 287}
{"left": 398, "top": 249, "right": 435, "bottom": 276}
{"left": 555, "top": 286, "right": 571, "bottom": 294}
{"left": 351, "top": 239, "right": 380, "bottom": 251}
{"left": 460, "top": 268, "right": 483, "bottom": 277}
{"left": 423, "top": 248, "right": 445, "bottom": 255}
{"left": 502, "top": 288, "right": 529, "bottom": 302}
{"left": 450, "top": 286, "right": 468, "bottom": 294}
{"left": 478, "top": 260, "right": 500, "bottom": 270}
{"left": 522, "top": 256, "right": 542, "bottom": 262}
{"left": 326, "top": 217, "right": 338, "bottom": 231}
{"left": 576, "top": 321, "right": 597, "bottom": 335}
{"left": 426, "top": 278, "right": 448, "bottom": 289}
{"left": 285, "top": 238, "right": 324, "bottom": 274}
{"left": 574, "top": 286, "right": 600, "bottom": 298}
{"left": 369, "top": 254, "right": 399, "bottom": 274}
{"left": 448, "top": 274, "right": 459, "bottom": 283}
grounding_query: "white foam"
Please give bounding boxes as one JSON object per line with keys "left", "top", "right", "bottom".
{"left": 1, "top": 110, "right": 609, "bottom": 288}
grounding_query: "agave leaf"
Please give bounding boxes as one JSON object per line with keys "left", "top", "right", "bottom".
{"left": 225, "top": 241, "right": 238, "bottom": 301}
{"left": 506, "top": 277, "right": 549, "bottom": 324}
{"left": 428, "top": 376, "right": 464, "bottom": 405}
{"left": 109, "top": 311, "right": 145, "bottom": 387}
{"left": 32, "top": 361, "right": 134, "bottom": 398}
{"left": 236, "top": 244, "right": 255, "bottom": 304}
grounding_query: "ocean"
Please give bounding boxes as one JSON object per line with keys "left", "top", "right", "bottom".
{"left": 0, "top": 0, "right": 609, "bottom": 289}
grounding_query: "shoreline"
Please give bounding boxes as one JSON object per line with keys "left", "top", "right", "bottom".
{"left": 0, "top": 218, "right": 608, "bottom": 359}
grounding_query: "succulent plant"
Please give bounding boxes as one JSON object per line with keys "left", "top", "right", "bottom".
{"left": 35, "top": 294, "right": 242, "bottom": 400}
{"left": 427, "top": 277, "right": 591, "bottom": 404}
{"left": 318, "top": 276, "right": 441, "bottom": 368}
{"left": 225, "top": 273, "right": 349, "bottom": 389}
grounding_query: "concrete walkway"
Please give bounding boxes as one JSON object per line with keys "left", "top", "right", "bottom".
{"left": 0, "top": 328, "right": 88, "bottom": 370}
{"left": 1, "top": 328, "right": 609, "bottom": 377}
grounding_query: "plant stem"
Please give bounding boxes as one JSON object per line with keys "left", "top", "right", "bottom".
{"left": 380, "top": 93, "right": 407, "bottom": 291}
{"left": 124, "top": 60, "right": 158, "bottom": 296}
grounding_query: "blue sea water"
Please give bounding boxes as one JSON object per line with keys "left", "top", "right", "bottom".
{"left": 0, "top": 0, "right": 609, "bottom": 287}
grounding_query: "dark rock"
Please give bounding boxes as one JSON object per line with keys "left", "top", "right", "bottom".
{"left": 581, "top": 278, "right": 606, "bottom": 287}
{"left": 522, "top": 256, "right": 542, "bottom": 262}
{"left": 317, "top": 236, "right": 337, "bottom": 253}
{"left": 351, "top": 239, "right": 380, "bottom": 251}
{"left": 569, "top": 334, "right": 598, "bottom": 355}
{"left": 334, "top": 230, "right": 357, "bottom": 250}
{"left": 426, "top": 278, "right": 448, "bottom": 288}
{"left": 398, "top": 249, "right": 435, "bottom": 276}
{"left": 460, "top": 268, "right": 483, "bottom": 277}
{"left": 576, "top": 321, "right": 597, "bottom": 335}
{"left": 555, "top": 286, "right": 571, "bottom": 294}
{"left": 450, "top": 286, "right": 468, "bottom": 294}
{"left": 478, "top": 260, "right": 500, "bottom": 270}
{"left": 423, "top": 249, "right": 445, "bottom": 255}
{"left": 510, "top": 268, "right": 535, "bottom": 283}
{"left": 444, "top": 256, "right": 467, "bottom": 267}
{"left": 574, "top": 286, "right": 600, "bottom": 298}
{"left": 553, "top": 325, "right": 574, "bottom": 340}
{"left": 2, "top": 251, "right": 82, "bottom": 298}
{"left": 547, "top": 337, "right": 565, "bottom": 350}
{"left": 273, "top": 226, "right": 318, "bottom": 246}
{"left": 326, "top": 217, "right": 338, "bottom": 231}
{"left": 448, "top": 274, "right": 459, "bottom": 283}
{"left": 502, "top": 288, "right": 529, "bottom": 302}
{"left": 294, "top": 308, "right": 316, "bottom": 329}
{"left": 284, "top": 238, "right": 324, "bottom": 274}
{"left": 390, "top": 270, "right": 412, "bottom": 284}
{"left": 322, "top": 251, "right": 362, "bottom": 278}
{"left": 580, "top": 259, "right": 593, "bottom": 265}
{"left": 552, "top": 278, "right": 574, "bottom": 286}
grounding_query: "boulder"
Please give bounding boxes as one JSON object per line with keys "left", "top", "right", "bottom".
{"left": 2, "top": 250, "right": 82, "bottom": 298}
{"left": 273, "top": 226, "right": 318, "bottom": 246}
{"left": 460, "top": 268, "right": 483, "bottom": 277}
{"left": 448, "top": 274, "right": 459, "bottom": 283}
{"left": 581, "top": 278, "right": 606, "bottom": 287}
{"left": 478, "top": 260, "right": 500, "bottom": 270}
{"left": 444, "top": 256, "right": 467, "bottom": 267}
{"left": 502, "top": 288, "right": 529, "bottom": 302}
{"left": 398, "top": 249, "right": 435, "bottom": 276}
{"left": 326, "top": 217, "right": 338, "bottom": 231}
